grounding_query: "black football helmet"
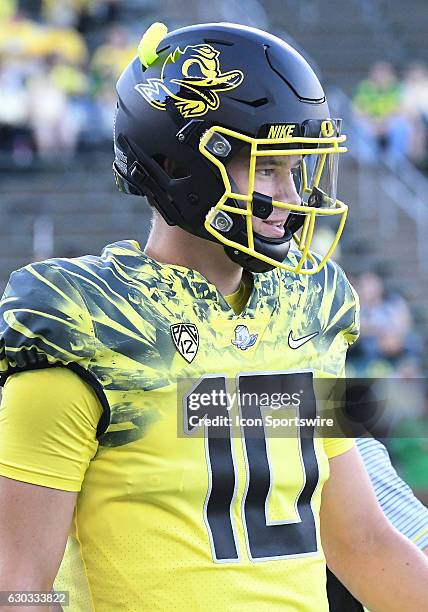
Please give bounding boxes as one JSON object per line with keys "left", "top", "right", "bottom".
{"left": 113, "top": 22, "right": 348, "bottom": 274}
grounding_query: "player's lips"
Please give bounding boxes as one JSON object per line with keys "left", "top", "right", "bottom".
{"left": 260, "top": 216, "right": 288, "bottom": 237}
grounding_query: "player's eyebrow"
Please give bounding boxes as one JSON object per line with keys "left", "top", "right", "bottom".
{"left": 257, "top": 156, "right": 302, "bottom": 167}
{"left": 257, "top": 157, "right": 282, "bottom": 165}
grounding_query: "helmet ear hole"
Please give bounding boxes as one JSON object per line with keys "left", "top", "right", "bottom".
{"left": 152, "top": 154, "right": 191, "bottom": 179}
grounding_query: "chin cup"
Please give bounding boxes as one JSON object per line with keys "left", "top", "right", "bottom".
{"left": 224, "top": 232, "right": 291, "bottom": 273}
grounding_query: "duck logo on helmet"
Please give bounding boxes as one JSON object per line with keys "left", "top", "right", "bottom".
{"left": 135, "top": 44, "right": 244, "bottom": 118}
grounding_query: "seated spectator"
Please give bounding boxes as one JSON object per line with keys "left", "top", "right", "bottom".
{"left": 90, "top": 0, "right": 121, "bottom": 26}
{"left": 93, "top": 81, "right": 117, "bottom": 140}
{"left": 352, "top": 61, "right": 412, "bottom": 165}
{"left": 91, "top": 25, "right": 136, "bottom": 84}
{"left": 348, "top": 271, "right": 422, "bottom": 376}
{"left": 50, "top": 57, "right": 89, "bottom": 96}
{"left": 0, "top": 11, "right": 45, "bottom": 58}
{"left": 27, "top": 56, "right": 81, "bottom": 162}
{"left": 0, "top": 0, "right": 17, "bottom": 22}
{"left": 401, "top": 61, "right": 428, "bottom": 169}
{"left": 41, "top": 0, "right": 94, "bottom": 28}
{"left": 0, "top": 55, "right": 33, "bottom": 164}
{"left": 0, "top": 10, "right": 88, "bottom": 64}
{"left": 44, "top": 23, "right": 88, "bottom": 64}
{"left": 41, "top": 0, "right": 122, "bottom": 31}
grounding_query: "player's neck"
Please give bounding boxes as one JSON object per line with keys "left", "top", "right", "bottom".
{"left": 144, "top": 214, "right": 244, "bottom": 296}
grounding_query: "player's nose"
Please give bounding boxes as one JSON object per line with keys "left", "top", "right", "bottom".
{"left": 275, "top": 174, "right": 300, "bottom": 206}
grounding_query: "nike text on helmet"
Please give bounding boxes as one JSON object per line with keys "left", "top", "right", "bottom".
{"left": 113, "top": 22, "right": 348, "bottom": 274}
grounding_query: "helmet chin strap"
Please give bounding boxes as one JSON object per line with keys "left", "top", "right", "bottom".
{"left": 221, "top": 178, "right": 293, "bottom": 273}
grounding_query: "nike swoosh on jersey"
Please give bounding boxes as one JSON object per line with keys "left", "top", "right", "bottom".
{"left": 288, "top": 330, "right": 319, "bottom": 349}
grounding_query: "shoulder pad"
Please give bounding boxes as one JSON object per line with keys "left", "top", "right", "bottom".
{"left": 0, "top": 262, "right": 95, "bottom": 380}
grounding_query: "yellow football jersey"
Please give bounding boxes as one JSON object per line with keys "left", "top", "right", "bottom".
{"left": 0, "top": 240, "right": 359, "bottom": 611}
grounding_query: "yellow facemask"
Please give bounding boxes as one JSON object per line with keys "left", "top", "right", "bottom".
{"left": 201, "top": 121, "right": 348, "bottom": 275}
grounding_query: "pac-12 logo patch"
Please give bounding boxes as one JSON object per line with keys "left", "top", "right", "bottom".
{"left": 170, "top": 323, "right": 199, "bottom": 363}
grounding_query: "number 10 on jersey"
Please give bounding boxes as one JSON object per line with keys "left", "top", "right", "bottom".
{"left": 183, "top": 371, "right": 320, "bottom": 563}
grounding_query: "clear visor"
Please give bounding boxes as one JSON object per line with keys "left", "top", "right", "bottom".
{"left": 300, "top": 147, "right": 338, "bottom": 207}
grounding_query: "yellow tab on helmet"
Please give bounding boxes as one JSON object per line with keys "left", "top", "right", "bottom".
{"left": 321, "top": 120, "right": 335, "bottom": 137}
{"left": 138, "top": 22, "right": 168, "bottom": 68}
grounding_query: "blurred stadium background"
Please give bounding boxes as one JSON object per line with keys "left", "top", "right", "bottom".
{"left": 0, "top": 0, "right": 427, "bottom": 501}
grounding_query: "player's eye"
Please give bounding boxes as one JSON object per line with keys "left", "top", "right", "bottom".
{"left": 257, "top": 167, "right": 276, "bottom": 177}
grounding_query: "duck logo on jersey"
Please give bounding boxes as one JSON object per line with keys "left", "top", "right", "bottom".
{"left": 231, "top": 325, "right": 258, "bottom": 351}
{"left": 170, "top": 323, "right": 199, "bottom": 363}
{"left": 135, "top": 44, "right": 244, "bottom": 118}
